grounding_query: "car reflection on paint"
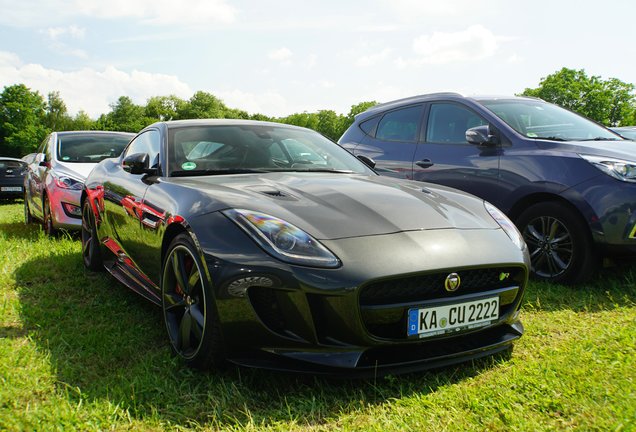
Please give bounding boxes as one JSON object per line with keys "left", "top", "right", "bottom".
{"left": 81, "top": 119, "right": 529, "bottom": 376}
{"left": 24, "top": 131, "right": 134, "bottom": 235}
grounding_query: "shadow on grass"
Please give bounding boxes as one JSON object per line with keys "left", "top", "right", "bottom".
{"left": 522, "top": 259, "right": 636, "bottom": 313}
{"left": 14, "top": 250, "right": 516, "bottom": 428}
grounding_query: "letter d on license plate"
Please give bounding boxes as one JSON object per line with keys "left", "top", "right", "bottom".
{"left": 407, "top": 296, "right": 499, "bottom": 337}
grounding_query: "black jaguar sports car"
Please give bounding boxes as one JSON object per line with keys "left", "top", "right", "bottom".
{"left": 81, "top": 119, "right": 530, "bottom": 375}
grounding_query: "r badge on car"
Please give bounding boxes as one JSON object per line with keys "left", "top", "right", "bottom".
{"left": 444, "top": 273, "right": 461, "bottom": 292}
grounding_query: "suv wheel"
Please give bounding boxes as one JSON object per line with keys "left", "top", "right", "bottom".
{"left": 516, "top": 202, "right": 597, "bottom": 284}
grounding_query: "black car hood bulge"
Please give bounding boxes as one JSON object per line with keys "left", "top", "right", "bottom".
{"left": 167, "top": 173, "right": 497, "bottom": 240}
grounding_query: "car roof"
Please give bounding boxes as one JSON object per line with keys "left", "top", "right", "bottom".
{"left": 358, "top": 93, "right": 543, "bottom": 119}
{"left": 0, "top": 156, "right": 26, "bottom": 163}
{"left": 56, "top": 130, "right": 135, "bottom": 136}
{"left": 153, "top": 119, "right": 310, "bottom": 132}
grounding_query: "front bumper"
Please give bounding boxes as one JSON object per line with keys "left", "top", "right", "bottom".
{"left": 194, "top": 214, "right": 529, "bottom": 375}
{"left": 47, "top": 185, "right": 82, "bottom": 230}
{"left": 573, "top": 175, "right": 636, "bottom": 254}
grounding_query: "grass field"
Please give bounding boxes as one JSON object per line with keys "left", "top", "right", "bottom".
{"left": 1, "top": 201, "right": 635, "bottom": 431}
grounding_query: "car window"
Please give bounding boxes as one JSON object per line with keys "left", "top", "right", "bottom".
{"left": 58, "top": 134, "right": 132, "bottom": 163}
{"left": 375, "top": 105, "right": 422, "bottom": 142}
{"left": 168, "top": 124, "right": 372, "bottom": 176}
{"left": 480, "top": 99, "right": 621, "bottom": 141}
{"left": 359, "top": 116, "right": 380, "bottom": 136}
{"left": 124, "top": 130, "right": 161, "bottom": 168}
{"left": 426, "top": 103, "right": 488, "bottom": 144}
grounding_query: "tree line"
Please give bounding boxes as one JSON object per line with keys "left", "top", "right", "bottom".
{"left": 1, "top": 67, "right": 635, "bottom": 158}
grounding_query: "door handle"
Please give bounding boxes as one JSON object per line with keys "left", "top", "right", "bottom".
{"left": 416, "top": 159, "right": 434, "bottom": 169}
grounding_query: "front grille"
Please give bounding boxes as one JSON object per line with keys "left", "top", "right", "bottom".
{"left": 359, "top": 266, "right": 525, "bottom": 340}
{"left": 359, "top": 266, "right": 523, "bottom": 306}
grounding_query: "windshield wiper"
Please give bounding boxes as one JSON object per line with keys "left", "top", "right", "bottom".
{"left": 282, "top": 168, "right": 356, "bottom": 174}
{"left": 580, "top": 137, "right": 621, "bottom": 141}
{"left": 171, "top": 168, "right": 269, "bottom": 177}
{"left": 533, "top": 136, "right": 569, "bottom": 142}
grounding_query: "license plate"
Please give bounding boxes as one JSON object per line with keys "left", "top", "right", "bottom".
{"left": 407, "top": 296, "right": 499, "bottom": 338}
{"left": 1, "top": 186, "right": 22, "bottom": 192}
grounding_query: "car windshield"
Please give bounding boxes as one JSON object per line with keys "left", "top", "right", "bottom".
{"left": 57, "top": 134, "right": 131, "bottom": 163}
{"left": 168, "top": 124, "right": 374, "bottom": 176}
{"left": 479, "top": 99, "right": 621, "bottom": 141}
{"left": 613, "top": 128, "right": 636, "bottom": 140}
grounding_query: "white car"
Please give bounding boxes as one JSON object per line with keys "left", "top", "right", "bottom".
{"left": 24, "top": 130, "right": 134, "bottom": 235}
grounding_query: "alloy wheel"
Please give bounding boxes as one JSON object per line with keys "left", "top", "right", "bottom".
{"left": 522, "top": 215, "right": 573, "bottom": 279}
{"left": 162, "top": 245, "right": 206, "bottom": 360}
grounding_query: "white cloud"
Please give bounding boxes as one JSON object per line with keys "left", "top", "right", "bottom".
{"left": 355, "top": 48, "right": 392, "bottom": 67}
{"left": 384, "top": 0, "right": 485, "bottom": 22}
{"left": 44, "top": 25, "right": 86, "bottom": 40}
{"left": 268, "top": 47, "right": 293, "bottom": 62}
{"left": 403, "top": 25, "right": 499, "bottom": 66}
{"left": 0, "top": 0, "right": 237, "bottom": 27}
{"left": 0, "top": 51, "right": 192, "bottom": 117}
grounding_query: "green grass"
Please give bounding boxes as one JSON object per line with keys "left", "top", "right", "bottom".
{"left": 1, "top": 200, "right": 635, "bottom": 431}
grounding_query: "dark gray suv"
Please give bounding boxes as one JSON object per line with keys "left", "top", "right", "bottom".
{"left": 339, "top": 93, "right": 636, "bottom": 284}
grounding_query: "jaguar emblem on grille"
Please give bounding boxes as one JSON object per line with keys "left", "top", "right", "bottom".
{"left": 444, "top": 273, "right": 461, "bottom": 292}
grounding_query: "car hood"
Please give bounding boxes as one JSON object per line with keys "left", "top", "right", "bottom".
{"left": 169, "top": 173, "right": 498, "bottom": 240}
{"left": 54, "top": 161, "right": 96, "bottom": 180}
{"left": 546, "top": 139, "right": 636, "bottom": 161}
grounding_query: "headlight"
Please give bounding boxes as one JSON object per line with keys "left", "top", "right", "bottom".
{"left": 223, "top": 209, "right": 341, "bottom": 268}
{"left": 52, "top": 173, "right": 84, "bottom": 190}
{"left": 484, "top": 202, "right": 526, "bottom": 250}
{"left": 580, "top": 154, "right": 636, "bottom": 183}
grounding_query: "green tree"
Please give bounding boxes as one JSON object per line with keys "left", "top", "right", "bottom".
{"left": 0, "top": 84, "right": 48, "bottom": 157}
{"left": 316, "top": 109, "right": 343, "bottom": 141}
{"left": 44, "top": 91, "right": 71, "bottom": 131}
{"left": 522, "top": 68, "right": 636, "bottom": 126}
{"left": 100, "top": 96, "right": 152, "bottom": 132}
{"left": 145, "top": 95, "right": 186, "bottom": 121}
{"left": 69, "top": 110, "right": 96, "bottom": 130}
{"left": 276, "top": 112, "right": 320, "bottom": 130}
{"left": 177, "top": 91, "right": 227, "bottom": 119}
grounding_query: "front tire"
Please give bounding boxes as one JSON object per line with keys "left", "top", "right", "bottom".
{"left": 161, "top": 233, "right": 225, "bottom": 369}
{"left": 24, "top": 195, "right": 33, "bottom": 224}
{"left": 81, "top": 199, "right": 103, "bottom": 271}
{"left": 42, "top": 195, "right": 56, "bottom": 236}
{"left": 516, "top": 202, "right": 597, "bottom": 284}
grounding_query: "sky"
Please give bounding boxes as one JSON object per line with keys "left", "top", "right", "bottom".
{"left": 0, "top": 0, "right": 635, "bottom": 119}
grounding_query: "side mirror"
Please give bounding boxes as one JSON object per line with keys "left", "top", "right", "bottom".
{"left": 36, "top": 153, "right": 49, "bottom": 167}
{"left": 123, "top": 153, "right": 155, "bottom": 175}
{"left": 466, "top": 125, "right": 500, "bottom": 146}
{"left": 357, "top": 154, "right": 376, "bottom": 169}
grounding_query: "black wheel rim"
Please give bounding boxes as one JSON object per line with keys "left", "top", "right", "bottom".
{"left": 523, "top": 216, "right": 573, "bottom": 278}
{"left": 81, "top": 201, "right": 94, "bottom": 265}
{"left": 162, "top": 245, "right": 206, "bottom": 360}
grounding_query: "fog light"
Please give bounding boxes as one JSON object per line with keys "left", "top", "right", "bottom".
{"left": 62, "top": 202, "right": 82, "bottom": 217}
